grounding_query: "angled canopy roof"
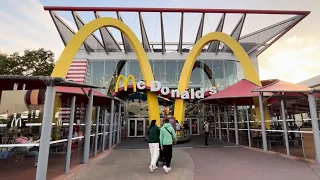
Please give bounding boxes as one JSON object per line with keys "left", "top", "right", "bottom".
{"left": 44, "top": 6, "right": 310, "bottom": 55}
{"left": 203, "top": 79, "right": 272, "bottom": 105}
{"left": 253, "top": 79, "right": 311, "bottom": 93}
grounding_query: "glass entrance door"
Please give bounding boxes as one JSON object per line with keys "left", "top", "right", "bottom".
{"left": 127, "top": 118, "right": 146, "bottom": 137}
{"left": 187, "top": 118, "right": 200, "bottom": 135}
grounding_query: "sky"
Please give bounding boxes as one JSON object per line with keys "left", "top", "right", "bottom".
{"left": 0, "top": 0, "right": 319, "bottom": 83}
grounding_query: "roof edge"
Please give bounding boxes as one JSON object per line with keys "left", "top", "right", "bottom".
{"left": 43, "top": 6, "right": 311, "bottom": 15}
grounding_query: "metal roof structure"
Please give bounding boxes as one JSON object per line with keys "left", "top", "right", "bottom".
{"left": 44, "top": 6, "right": 310, "bottom": 57}
{"left": 0, "top": 75, "right": 100, "bottom": 90}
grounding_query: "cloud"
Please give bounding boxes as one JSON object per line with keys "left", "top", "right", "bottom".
{"left": 259, "top": 35, "right": 320, "bottom": 83}
{"left": 0, "top": 0, "right": 64, "bottom": 59}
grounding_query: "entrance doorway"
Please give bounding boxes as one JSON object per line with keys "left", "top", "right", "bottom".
{"left": 186, "top": 118, "right": 200, "bottom": 135}
{"left": 127, "top": 118, "right": 146, "bottom": 137}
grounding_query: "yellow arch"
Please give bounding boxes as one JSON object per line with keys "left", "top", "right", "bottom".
{"left": 114, "top": 74, "right": 137, "bottom": 92}
{"left": 115, "top": 75, "right": 127, "bottom": 92}
{"left": 174, "top": 32, "right": 270, "bottom": 124}
{"left": 51, "top": 17, "right": 160, "bottom": 124}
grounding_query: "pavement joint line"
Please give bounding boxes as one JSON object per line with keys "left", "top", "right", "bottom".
{"left": 53, "top": 141, "right": 122, "bottom": 180}
{"left": 240, "top": 145, "right": 319, "bottom": 166}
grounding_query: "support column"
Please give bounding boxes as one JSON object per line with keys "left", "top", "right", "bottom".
{"left": 259, "top": 92, "right": 268, "bottom": 151}
{"left": 36, "top": 86, "right": 56, "bottom": 180}
{"left": 117, "top": 103, "right": 121, "bottom": 143}
{"left": 281, "top": 100, "right": 290, "bottom": 156}
{"left": 308, "top": 93, "right": 320, "bottom": 164}
{"left": 65, "top": 96, "right": 76, "bottom": 174}
{"left": 225, "top": 106, "right": 230, "bottom": 143}
{"left": 214, "top": 105, "right": 217, "bottom": 139}
{"left": 218, "top": 105, "right": 222, "bottom": 141}
{"left": 83, "top": 89, "right": 93, "bottom": 164}
{"left": 108, "top": 99, "right": 115, "bottom": 149}
{"left": 246, "top": 107, "right": 252, "bottom": 147}
{"left": 233, "top": 102, "right": 239, "bottom": 145}
{"left": 102, "top": 110, "right": 107, "bottom": 151}
{"left": 94, "top": 107, "right": 100, "bottom": 157}
{"left": 113, "top": 112, "right": 117, "bottom": 145}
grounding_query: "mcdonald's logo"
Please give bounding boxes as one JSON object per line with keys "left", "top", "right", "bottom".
{"left": 11, "top": 113, "right": 22, "bottom": 128}
{"left": 115, "top": 75, "right": 137, "bottom": 93}
{"left": 51, "top": 17, "right": 270, "bottom": 125}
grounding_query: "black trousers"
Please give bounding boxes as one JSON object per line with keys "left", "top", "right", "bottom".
{"left": 205, "top": 132, "right": 209, "bottom": 145}
{"left": 162, "top": 145, "right": 172, "bottom": 167}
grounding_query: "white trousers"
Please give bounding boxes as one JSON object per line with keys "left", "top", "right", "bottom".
{"left": 149, "top": 143, "right": 160, "bottom": 167}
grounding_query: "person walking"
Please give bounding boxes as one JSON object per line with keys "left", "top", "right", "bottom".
{"left": 160, "top": 118, "right": 177, "bottom": 174}
{"left": 148, "top": 120, "right": 160, "bottom": 173}
{"left": 204, "top": 121, "right": 210, "bottom": 145}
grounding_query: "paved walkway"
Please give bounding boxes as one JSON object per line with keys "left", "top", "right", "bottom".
{"left": 61, "top": 138, "right": 320, "bottom": 180}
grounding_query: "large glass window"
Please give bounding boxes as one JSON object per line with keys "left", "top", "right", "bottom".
{"left": 128, "top": 60, "right": 142, "bottom": 81}
{"left": 92, "top": 60, "right": 104, "bottom": 87}
{"left": 177, "top": 60, "right": 184, "bottom": 82}
{"left": 153, "top": 60, "right": 165, "bottom": 83}
{"left": 236, "top": 61, "right": 245, "bottom": 81}
{"left": 104, "top": 60, "right": 117, "bottom": 90}
{"left": 202, "top": 60, "right": 214, "bottom": 89}
{"left": 190, "top": 63, "right": 202, "bottom": 85}
{"left": 165, "top": 60, "right": 177, "bottom": 85}
{"left": 225, "top": 60, "right": 237, "bottom": 87}
{"left": 212, "top": 60, "right": 224, "bottom": 90}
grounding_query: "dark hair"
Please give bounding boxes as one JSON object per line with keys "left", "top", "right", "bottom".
{"left": 176, "top": 120, "right": 178, "bottom": 123}
{"left": 164, "top": 119, "right": 169, "bottom": 123}
{"left": 17, "top": 133, "right": 22, "bottom": 137}
{"left": 149, "top": 120, "right": 157, "bottom": 129}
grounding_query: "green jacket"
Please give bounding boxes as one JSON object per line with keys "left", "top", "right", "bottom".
{"left": 160, "top": 123, "right": 177, "bottom": 146}
{"left": 148, "top": 125, "right": 160, "bottom": 143}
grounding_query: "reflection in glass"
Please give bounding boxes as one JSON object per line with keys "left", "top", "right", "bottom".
{"left": 153, "top": 60, "right": 165, "bottom": 83}
{"left": 104, "top": 60, "right": 117, "bottom": 90}
{"left": 225, "top": 60, "right": 237, "bottom": 87}
{"left": 190, "top": 61, "right": 202, "bottom": 85}
{"left": 92, "top": 60, "right": 104, "bottom": 87}
{"left": 129, "top": 120, "right": 135, "bottom": 136}
{"left": 165, "top": 60, "right": 177, "bottom": 84}
{"left": 136, "top": 120, "right": 144, "bottom": 136}
{"left": 202, "top": 60, "right": 213, "bottom": 89}
{"left": 213, "top": 60, "right": 224, "bottom": 90}
{"left": 128, "top": 60, "right": 142, "bottom": 81}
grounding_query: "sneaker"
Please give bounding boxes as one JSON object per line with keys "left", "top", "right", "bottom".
{"left": 149, "top": 165, "right": 154, "bottom": 173}
{"left": 153, "top": 166, "right": 158, "bottom": 170}
{"left": 163, "top": 165, "right": 169, "bottom": 174}
{"left": 167, "top": 167, "right": 171, "bottom": 172}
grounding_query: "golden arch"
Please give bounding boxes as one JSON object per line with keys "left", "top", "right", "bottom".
{"left": 115, "top": 74, "right": 137, "bottom": 92}
{"left": 174, "top": 32, "right": 270, "bottom": 124}
{"left": 51, "top": 17, "right": 161, "bottom": 124}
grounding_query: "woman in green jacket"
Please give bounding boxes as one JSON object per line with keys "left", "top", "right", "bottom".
{"left": 148, "top": 120, "right": 160, "bottom": 173}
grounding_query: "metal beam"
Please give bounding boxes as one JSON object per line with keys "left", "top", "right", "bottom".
{"left": 138, "top": 12, "right": 152, "bottom": 52}
{"left": 195, "top": 13, "right": 205, "bottom": 43}
{"left": 160, "top": 12, "right": 166, "bottom": 53}
{"left": 221, "top": 14, "right": 246, "bottom": 52}
{"left": 207, "top": 13, "right": 225, "bottom": 53}
{"left": 116, "top": 12, "right": 134, "bottom": 53}
{"left": 75, "top": 51, "right": 239, "bottom": 60}
{"left": 49, "top": 11, "right": 86, "bottom": 50}
{"left": 246, "top": 16, "right": 301, "bottom": 55}
{"left": 177, "top": 12, "right": 184, "bottom": 53}
{"left": 94, "top": 12, "right": 121, "bottom": 53}
{"left": 254, "top": 15, "right": 304, "bottom": 56}
{"left": 71, "top": 11, "right": 103, "bottom": 52}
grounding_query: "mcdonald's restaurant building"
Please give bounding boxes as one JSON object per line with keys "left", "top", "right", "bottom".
{"left": 0, "top": 6, "right": 313, "bottom": 180}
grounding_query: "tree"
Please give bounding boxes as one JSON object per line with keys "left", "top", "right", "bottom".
{"left": 0, "top": 48, "right": 55, "bottom": 76}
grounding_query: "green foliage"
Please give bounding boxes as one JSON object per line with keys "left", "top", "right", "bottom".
{"left": 0, "top": 48, "right": 55, "bottom": 76}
